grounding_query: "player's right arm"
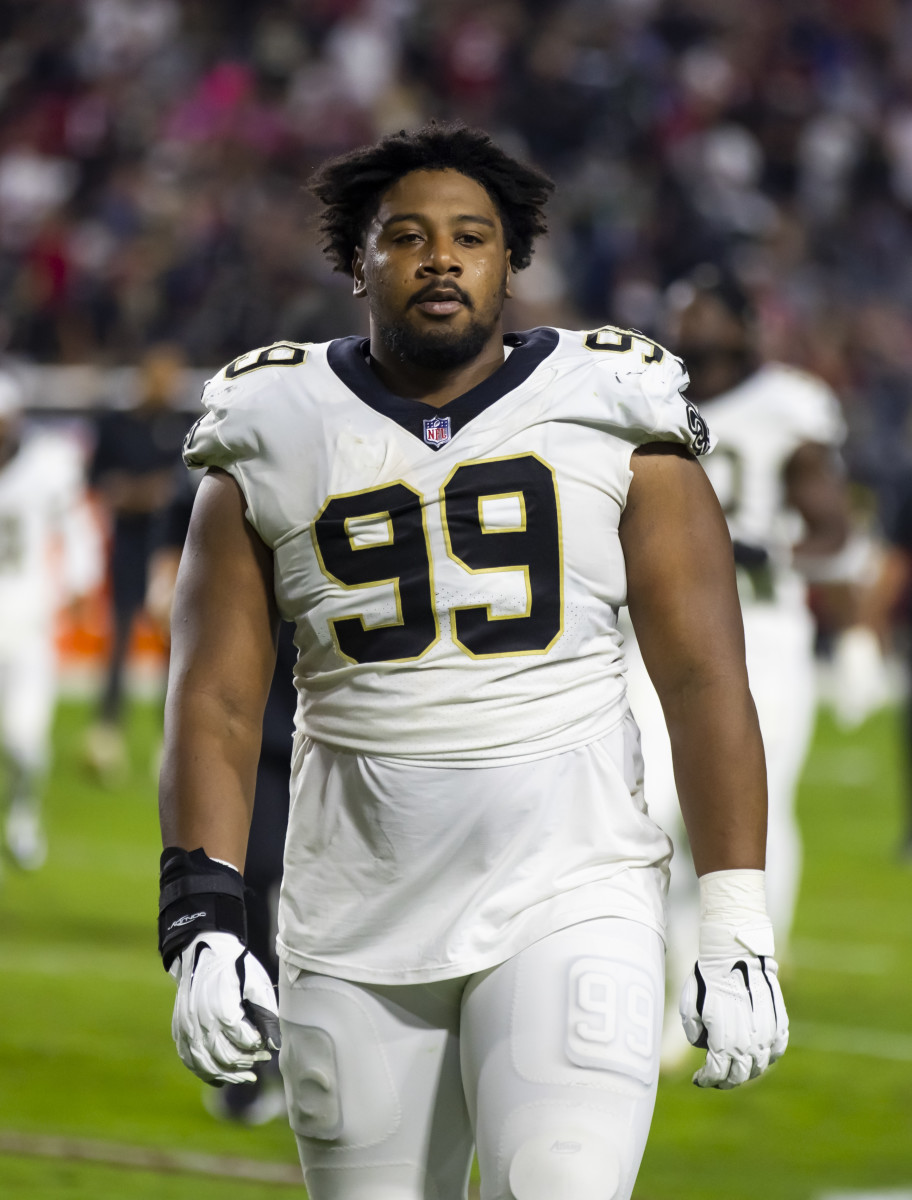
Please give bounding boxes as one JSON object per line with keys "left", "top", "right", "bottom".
{"left": 158, "top": 467, "right": 281, "bottom": 1086}
{"left": 160, "top": 467, "right": 278, "bottom": 862}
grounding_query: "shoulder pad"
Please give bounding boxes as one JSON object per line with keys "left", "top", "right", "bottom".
{"left": 565, "top": 324, "right": 711, "bottom": 455}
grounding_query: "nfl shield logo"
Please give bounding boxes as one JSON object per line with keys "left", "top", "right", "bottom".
{"left": 423, "top": 415, "right": 451, "bottom": 447}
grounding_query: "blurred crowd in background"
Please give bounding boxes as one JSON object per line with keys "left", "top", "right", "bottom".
{"left": 3, "top": 0, "right": 912, "bottom": 523}
{"left": 1, "top": 1, "right": 910, "bottom": 1130}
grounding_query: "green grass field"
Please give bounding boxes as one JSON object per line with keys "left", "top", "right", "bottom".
{"left": 1, "top": 699, "right": 911, "bottom": 1199}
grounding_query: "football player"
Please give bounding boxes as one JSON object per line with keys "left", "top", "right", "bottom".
{"left": 850, "top": 473, "right": 912, "bottom": 855}
{"left": 0, "top": 370, "right": 102, "bottom": 870}
{"left": 622, "top": 268, "right": 850, "bottom": 1065}
{"left": 157, "top": 125, "right": 788, "bottom": 1200}
{"left": 85, "top": 342, "right": 191, "bottom": 780}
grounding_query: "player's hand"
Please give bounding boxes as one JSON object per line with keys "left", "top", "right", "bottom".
{"left": 169, "top": 931, "right": 281, "bottom": 1086}
{"left": 680, "top": 917, "right": 788, "bottom": 1089}
{"left": 829, "top": 624, "right": 890, "bottom": 730}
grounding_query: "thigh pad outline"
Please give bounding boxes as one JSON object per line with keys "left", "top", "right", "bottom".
{"left": 280, "top": 1023, "right": 343, "bottom": 1140}
{"left": 280, "top": 979, "right": 400, "bottom": 1148}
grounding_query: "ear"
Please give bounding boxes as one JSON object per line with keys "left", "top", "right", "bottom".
{"left": 352, "top": 247, "right": 367, "bottom": 298}
{"left": 504, "top": 248, "right": 513, "bottom": 300}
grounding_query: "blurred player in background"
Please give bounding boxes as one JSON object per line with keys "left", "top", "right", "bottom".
{"left": 623, "top": 267, "right": 851, "bottom": 1064}
{"left": 0, "top": 368, "right": 102, "bottom": 872}
{"left": 147, "top": 468, "right": 294, "bottom": 1124}
{"left": 157, "top": 125, "right": 788, "bottom": 1200}
{"left": 853, "top": 472, "right": 912, "bottom": 856}
{"left": 86, "top": 343, "right": 191, "bottom": 779}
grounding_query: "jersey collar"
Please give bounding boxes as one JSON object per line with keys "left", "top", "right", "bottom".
{"left": 326, "top": 327, "right": 559, "bottom": 450}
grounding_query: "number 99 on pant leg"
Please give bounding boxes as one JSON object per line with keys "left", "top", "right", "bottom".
{"left": 461, "top": 916, "right": 665, "bottom": 1200}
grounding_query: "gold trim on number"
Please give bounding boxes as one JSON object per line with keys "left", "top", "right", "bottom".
{"left": 439, "top": 452, "right": 565, "bottom": 660}
{"left": 477, "top": 490, "right": 527, "bottom": 534}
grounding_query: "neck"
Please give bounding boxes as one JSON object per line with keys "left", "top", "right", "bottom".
{"left": 367, "top": 324, "right": 506, "bottom": 409}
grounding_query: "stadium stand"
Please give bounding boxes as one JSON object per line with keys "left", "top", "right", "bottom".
{"left": 1, "top": 0, "right": 912, "bottom": 523}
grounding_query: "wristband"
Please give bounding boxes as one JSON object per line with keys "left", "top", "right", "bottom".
{"left": 158, "top": 846, "right": 247, "bottom": 971}
{"left": 697, "top": 868, "right": 774, "bottom": 959}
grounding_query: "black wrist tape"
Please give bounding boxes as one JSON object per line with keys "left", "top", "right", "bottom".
{"left": 158, "top": 846, "right": 247, "bottom": 971}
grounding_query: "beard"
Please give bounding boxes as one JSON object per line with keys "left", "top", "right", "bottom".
{"left": 375, "top": 313, "right": 497, "bottom": 370}
{"left": 373, "top": 278, "right": 506, "bottom": 371}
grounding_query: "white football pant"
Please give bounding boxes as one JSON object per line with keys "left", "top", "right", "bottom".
{"left": 0, "top": 633, "right": 56, "bottom": 778}
{"left": 278, "top": 916, "right": 665, "bottom": 1200}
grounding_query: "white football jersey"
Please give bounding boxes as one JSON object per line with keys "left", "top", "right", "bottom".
{"left": 184, "top": 325, "right": 711, "bottom": 765}
{"left": 697, "top": 362, "right": 846, "bottom": 609}
{"left": 185, "top": 325, "right": 711, "bottom": 981}
{"left": 0, "top": 429, "right": 100, "bottom": 650}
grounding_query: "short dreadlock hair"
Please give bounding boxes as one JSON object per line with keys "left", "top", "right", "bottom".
{"left": 309, "top": 123, "right": 554, "bottom": 276}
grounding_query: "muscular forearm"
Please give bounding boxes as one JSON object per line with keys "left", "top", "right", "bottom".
{"left": 791, "top": 505, "right": 849, "bottom": 559}
{"left": 786, "top": 441, "right": 850, "bottom": 560}
{"left": 159, "top": 680, "right": 264, "bottom": 868}
{"left": 857, "top": 546, "right": 911, "bottom": 643}
{"left": 661, "top": 669, "right": 767, "bottom": 876}
{"left": 158, "top": 469, "right": 279, "bottom": 871}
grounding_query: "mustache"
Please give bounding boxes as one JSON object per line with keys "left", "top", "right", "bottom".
{"left": 407, "top": 281, "right": 473, "bottom": 309}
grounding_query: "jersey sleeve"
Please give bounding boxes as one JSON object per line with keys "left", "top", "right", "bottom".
{"left": 633, "top": 350, "right": 713, "bottom": 455}
{"left": 181, "top": 367, "right": 267, "bottom": 544}
{"left": 181, "top": 371, "right": 260, "bottom": 473}
{"left": 182, "top": 342, "right": 310, "bottom": 479}
{"left": 586, "top": 328, "right": 714, "bottom": 456}
{"left": 781, "top": 370, "right": 847, "bottom": 448}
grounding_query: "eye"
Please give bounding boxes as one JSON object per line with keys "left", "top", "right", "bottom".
{"left": 457, "top": 233, "right": 483, "bottom": 245}
{"left": 394, "top": 232, "right": 423, "bottom": 244}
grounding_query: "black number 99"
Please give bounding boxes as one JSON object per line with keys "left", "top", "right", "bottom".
{"left": 312, "top": 454, "right": 563, "bottom": 664}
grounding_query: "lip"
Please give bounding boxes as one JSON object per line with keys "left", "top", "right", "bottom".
{"left": 415, "top": 298, "right": 465, "bottom": 316}
{"left": 409, "top": 286, "right": 468, "bottom": 316}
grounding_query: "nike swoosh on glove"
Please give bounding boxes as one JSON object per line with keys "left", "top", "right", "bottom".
{"left": 170, "top": 931, "right": 281, "bottom": 1086}
{"left": 679, "top": 919, "right": 789, "bottom": 1089}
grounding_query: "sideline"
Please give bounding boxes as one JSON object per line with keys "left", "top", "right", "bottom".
{"left": 792, "top": 1021, "right": 912, "bottom": 1062}
{"left": 790, "top": 938, "right": 895, "bottom": 976}
{"left": 0, "top": 1132, "right": 484, "bottom": 1197}
{"left": 0, "top": 1131, "right": 303, "bottom": 1186}
{"left": 818, "top": 1193, "right": 912, "bottom": 1199}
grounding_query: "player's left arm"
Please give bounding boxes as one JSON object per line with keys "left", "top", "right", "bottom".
{"left": 787, "top": 441, "right": 892, "bottom": 726}
{"left": 621, "top": 442, "right": 788, "bottom": 1088}
{"left": 784, "top": 441, "right": 851, "bottom": 562}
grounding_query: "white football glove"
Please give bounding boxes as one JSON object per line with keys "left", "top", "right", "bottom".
{"left": 170, "top": 931, "right": 281, "bottom": 1086}
{"left": 679, "top": 870, "right": 789, "bottom": 1089}
{"left": 829, "top": 625, "right": 890, "bottom": 731}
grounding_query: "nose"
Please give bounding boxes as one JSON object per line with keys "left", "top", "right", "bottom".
{"left": 417, "top": 236, "right": 462, "bottom": 276}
